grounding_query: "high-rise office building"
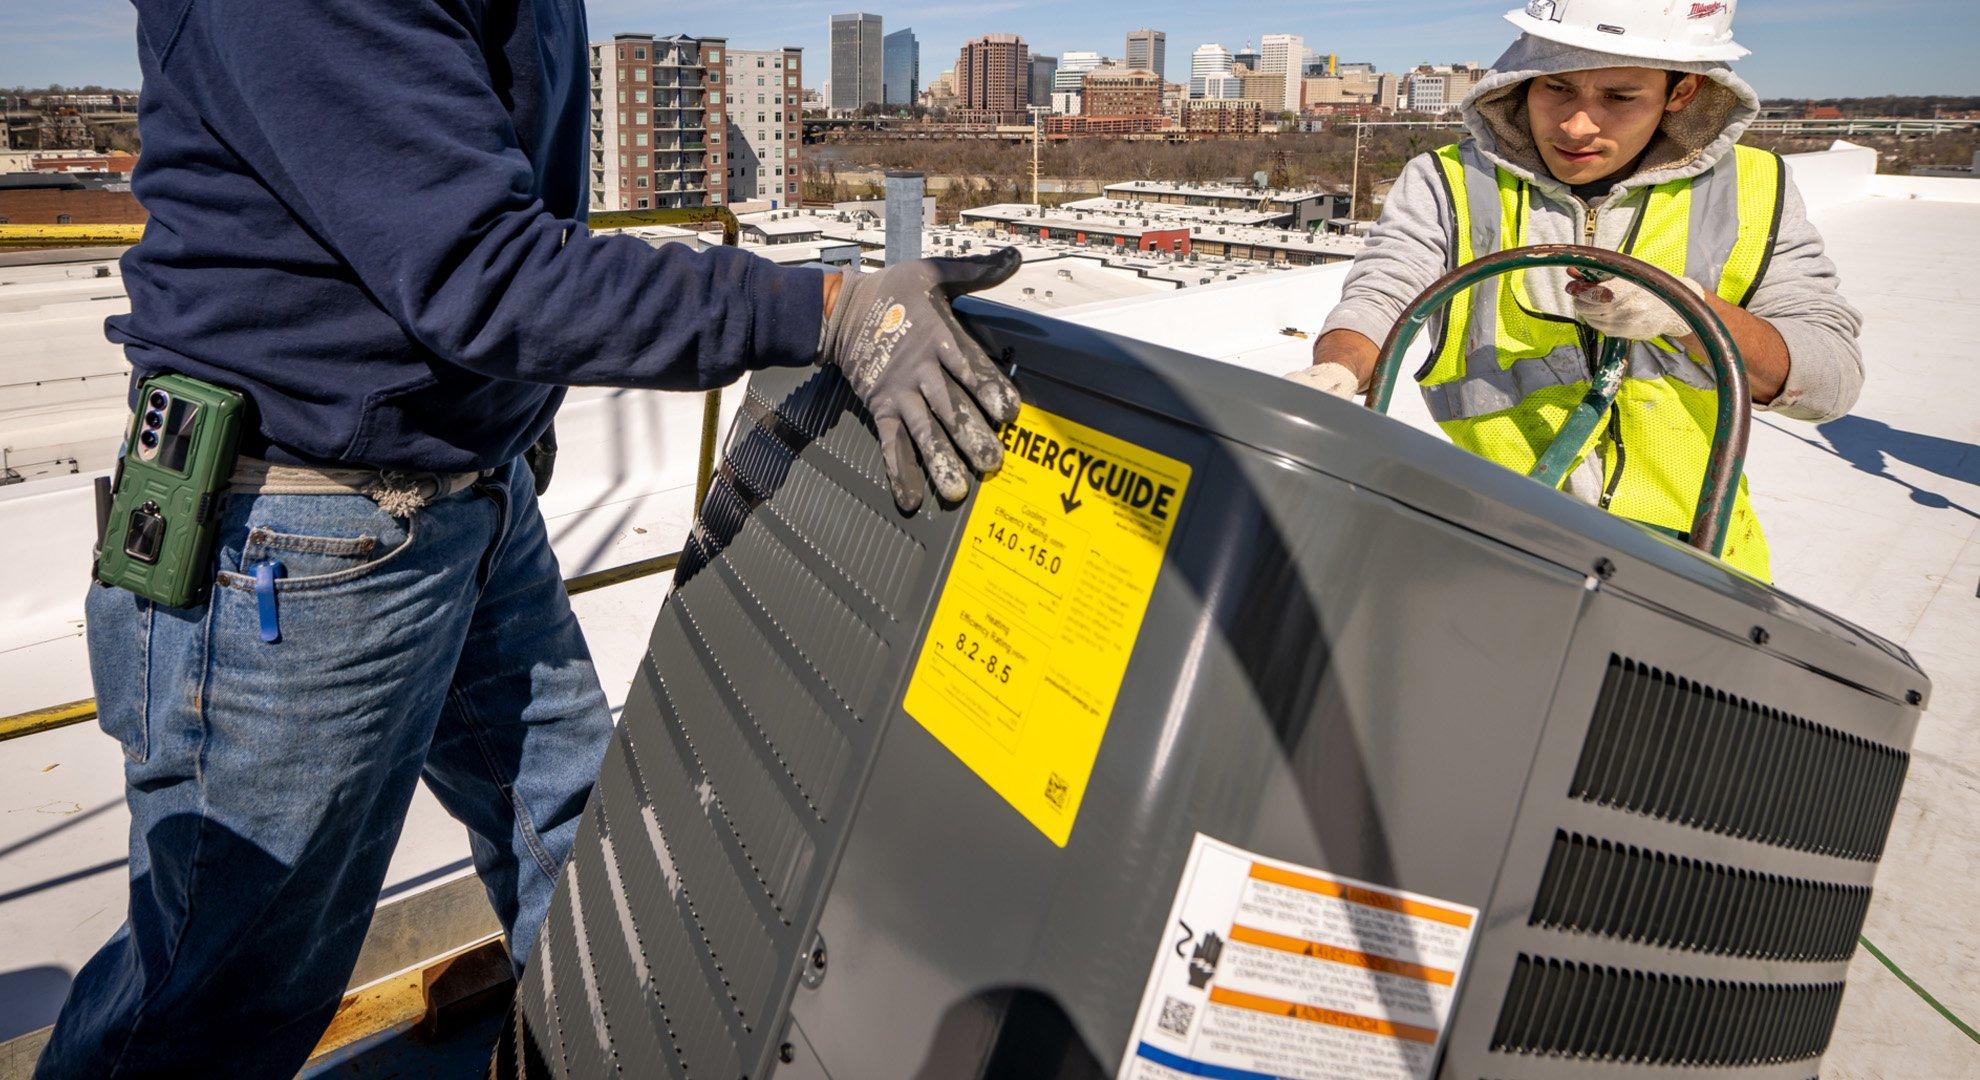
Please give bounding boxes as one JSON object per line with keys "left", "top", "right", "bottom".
{"left": 883, "top": 27, "right": 919, "bottom": 107}
{"left": 1029, "top": 55, "right": 1058, "bottom": 106}
{"left": 1051, "top": 49, "right": 1105, "bottom": 113}
{"left": 1125, "top": 29, "right": 1166, "bottom": 80}
{"left": 590, "top": 34, "right": 802, "bottom": 210}
{"left": 956, "top": 34, "right": 1029, "bottom": 124}
{"left": 1259, "top": 34, "right": 1304, "bottom": 113}
{"left": 1232, "top": 42, "right": 1260, "bottom": 72}
{"left": 830, "top": 13, "right": 883, "bottom": 110}
{"left": 1188, "top": 43, "right": 1233, "bottom": 99}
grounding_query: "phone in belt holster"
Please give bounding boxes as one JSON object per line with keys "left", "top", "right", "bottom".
{"left": 93, "top": 373, "right": 246, "bottom": 608}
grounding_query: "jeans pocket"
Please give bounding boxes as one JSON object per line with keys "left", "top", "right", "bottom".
{"left": 218, "top": 502, "right": 417, "bottom": 594}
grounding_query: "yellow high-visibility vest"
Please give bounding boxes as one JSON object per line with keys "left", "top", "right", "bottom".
{"left": 1421, "top": 141, "right": 1785, "bottom": 580}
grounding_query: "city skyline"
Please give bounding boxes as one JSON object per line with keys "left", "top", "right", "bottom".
{"left": 6, "top": 0, "right": 1980, "bottom": 99}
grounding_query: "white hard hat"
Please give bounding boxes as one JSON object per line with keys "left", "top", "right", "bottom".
{"left": 1504, "top": 0, "right": 1750, "bottom": 63}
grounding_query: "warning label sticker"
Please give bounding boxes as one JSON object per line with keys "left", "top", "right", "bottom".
{"left": 1119, "top": 834, "right": 1478, "bottom": 1080}
{"left": 902, "top": 403, "right": 1190, "bottom": 847}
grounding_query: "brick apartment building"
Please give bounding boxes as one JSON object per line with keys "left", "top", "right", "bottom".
{"left": 589, "top": 33, "right": 803, "bottom": 212}
{"left": 956, "top": 34, "right": 1029, "bottom": 125}
{"left": 1041, "top": 115, "right": 1168, "bottom": 138}
{"left": 1081, "top": 67, "right": 1162, "bottom": 118}
{"left": 0, "top": 174, "right": 145, "bottom": 226}
{"left": 1177, "top": 98, "right": 1263, "bottom": 135}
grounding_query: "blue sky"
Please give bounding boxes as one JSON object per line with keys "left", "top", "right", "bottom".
{"left": 3, "top": 0, "right": 1976, "bottom": 98}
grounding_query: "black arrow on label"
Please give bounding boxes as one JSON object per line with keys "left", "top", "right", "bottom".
{"left": 1060, "top": 490, "right": 1082, "bottom": 514}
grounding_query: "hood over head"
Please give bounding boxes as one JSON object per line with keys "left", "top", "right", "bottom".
{"left": 1458, "top": 32, "right": 1760, "bottom": 193}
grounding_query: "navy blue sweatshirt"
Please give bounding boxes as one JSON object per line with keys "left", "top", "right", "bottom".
{"left": 112, "top": 0, "right": 825, "bottom": 471}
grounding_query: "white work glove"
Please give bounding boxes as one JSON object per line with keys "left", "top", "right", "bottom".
{"left": 1566, "top": 273, "right": 1707, "bottom": 341}
{"left": 1283, "top": 361, "right": 1362, "bottom": 399}
{"left": 820, "top": 247, "right": 1022, "bottom": 512}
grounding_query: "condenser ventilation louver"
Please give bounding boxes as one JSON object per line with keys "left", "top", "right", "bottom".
{"left": 1491, "top": 955, "right": 1843, "bottom": 1068}
{"left": 1529, "top": 831, "right": 1872, "bottom": 962}
{"left": 1569, "top": 657, "right": 1908, "bottom": 861}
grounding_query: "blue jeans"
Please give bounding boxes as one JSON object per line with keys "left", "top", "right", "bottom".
{"left": 37, "top": 457, "right": 613, "bottom": 1078}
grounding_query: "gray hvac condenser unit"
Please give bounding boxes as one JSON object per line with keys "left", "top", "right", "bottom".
{"left": 499, "top": 305, "right": 1925, "bottom": 1080}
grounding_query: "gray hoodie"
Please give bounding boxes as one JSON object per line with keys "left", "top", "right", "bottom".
{"left": 1321, "top": 33, "right": 1862, "bottom": 424}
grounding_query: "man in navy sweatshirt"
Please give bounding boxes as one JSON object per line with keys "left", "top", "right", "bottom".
{"left": 38, "top": 2, "right": 1019, "bottom": 1075}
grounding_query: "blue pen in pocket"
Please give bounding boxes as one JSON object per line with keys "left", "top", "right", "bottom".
{"left": 255, "top": 560, "right": 286, "bottom": 643}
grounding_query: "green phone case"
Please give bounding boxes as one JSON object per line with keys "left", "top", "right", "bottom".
{"left": 93, "top": 373, "right": 246, "bottom": 608}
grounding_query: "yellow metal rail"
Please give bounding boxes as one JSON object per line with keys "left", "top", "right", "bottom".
{"left": 0, "top": 223, "right": 146, "bottom": 249}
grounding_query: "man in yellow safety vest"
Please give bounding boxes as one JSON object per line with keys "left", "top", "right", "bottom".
{"left": 1289, "top": 0, "right": 1864, "bottom": 581}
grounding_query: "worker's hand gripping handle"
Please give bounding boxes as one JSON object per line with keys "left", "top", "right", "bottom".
{"left": 1365, "top": 244, "right": 1751, "bottom": 562}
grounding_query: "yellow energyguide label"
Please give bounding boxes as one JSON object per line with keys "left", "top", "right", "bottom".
{"left": 903, "top": 403, "right": 1191, "bottom": 846}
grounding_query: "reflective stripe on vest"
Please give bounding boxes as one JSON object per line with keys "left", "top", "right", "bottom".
{"left": 1422, "top": 141, "right": 1785, "bottom": 580}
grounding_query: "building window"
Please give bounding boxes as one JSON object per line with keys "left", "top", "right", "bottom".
{"left": 708, "top": 50, "right": 721, "bottom": 64}
{"left": 632, "top": 68, "right": 645, "bottom": 81}
{"left": 619, "top": 154, "right": 628, "bottom": 166}
{"left": 634, "top": 47, "right": 647, "bottom": 60}
{"left": 787, "top": 75, "right": 797, "bottom": 87}
{"left": 635, "top": 133, "right": 648, "bottom": 146}
{"left": 637, "top": 197, "right": 650, "bottom": 208}
{"left": 710, "top": 91, "right": 721, "bottom": 105}
{"left": 634, "top": 111, "right": 647, "bottom": 124}
{"left": 756, "top": 58, "right": 764, "bottom": 68}
{"left": 617, "top": 91, "right": 626, "bottom": 103}
{"left": 756, "top": 76, "right": 765, "bottom": 87}
{"left": 635, "top": 154, "right": 648, "bottom": 166}
{"left": 619, "top": 133, "right": 627, "bottom": 146}
{"left": 634, "top": 90, "right": 646, "bottom": 103}
{"left": 710, "top": 192, "right": 723, "bottom": 203}
{"left": 618, "top": 48, "right": 626, "bottom": 60}
{"left": 636, "top": 176, "right": 648, "bottom": 187}
{"left": 711, "top": 152, "right": 721, "bottom": 164}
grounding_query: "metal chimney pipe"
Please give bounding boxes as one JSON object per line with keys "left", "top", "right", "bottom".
{"left": 884, "top": 170, "right": 924, "bottom": 266}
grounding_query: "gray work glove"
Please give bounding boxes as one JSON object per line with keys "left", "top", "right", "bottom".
{"left": 820, "top": 247, "right": 1023, "bottom": 512}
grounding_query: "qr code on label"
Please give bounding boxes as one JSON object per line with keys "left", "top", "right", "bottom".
{"left": 1043, "top": 772, "right": 1069, "bottom": 811}
{"left": 1157, "top": 995, "right": 1195, "bottom": 1038}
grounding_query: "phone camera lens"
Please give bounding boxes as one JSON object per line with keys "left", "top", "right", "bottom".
{"left": 144, "top": 410, "right": 163, "bottom": 428}
{"left": 147, "top": 390, "right": 169, "bottom": 410}
{"left": 139, "top": 430, "right": 160, "bottom": 449}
